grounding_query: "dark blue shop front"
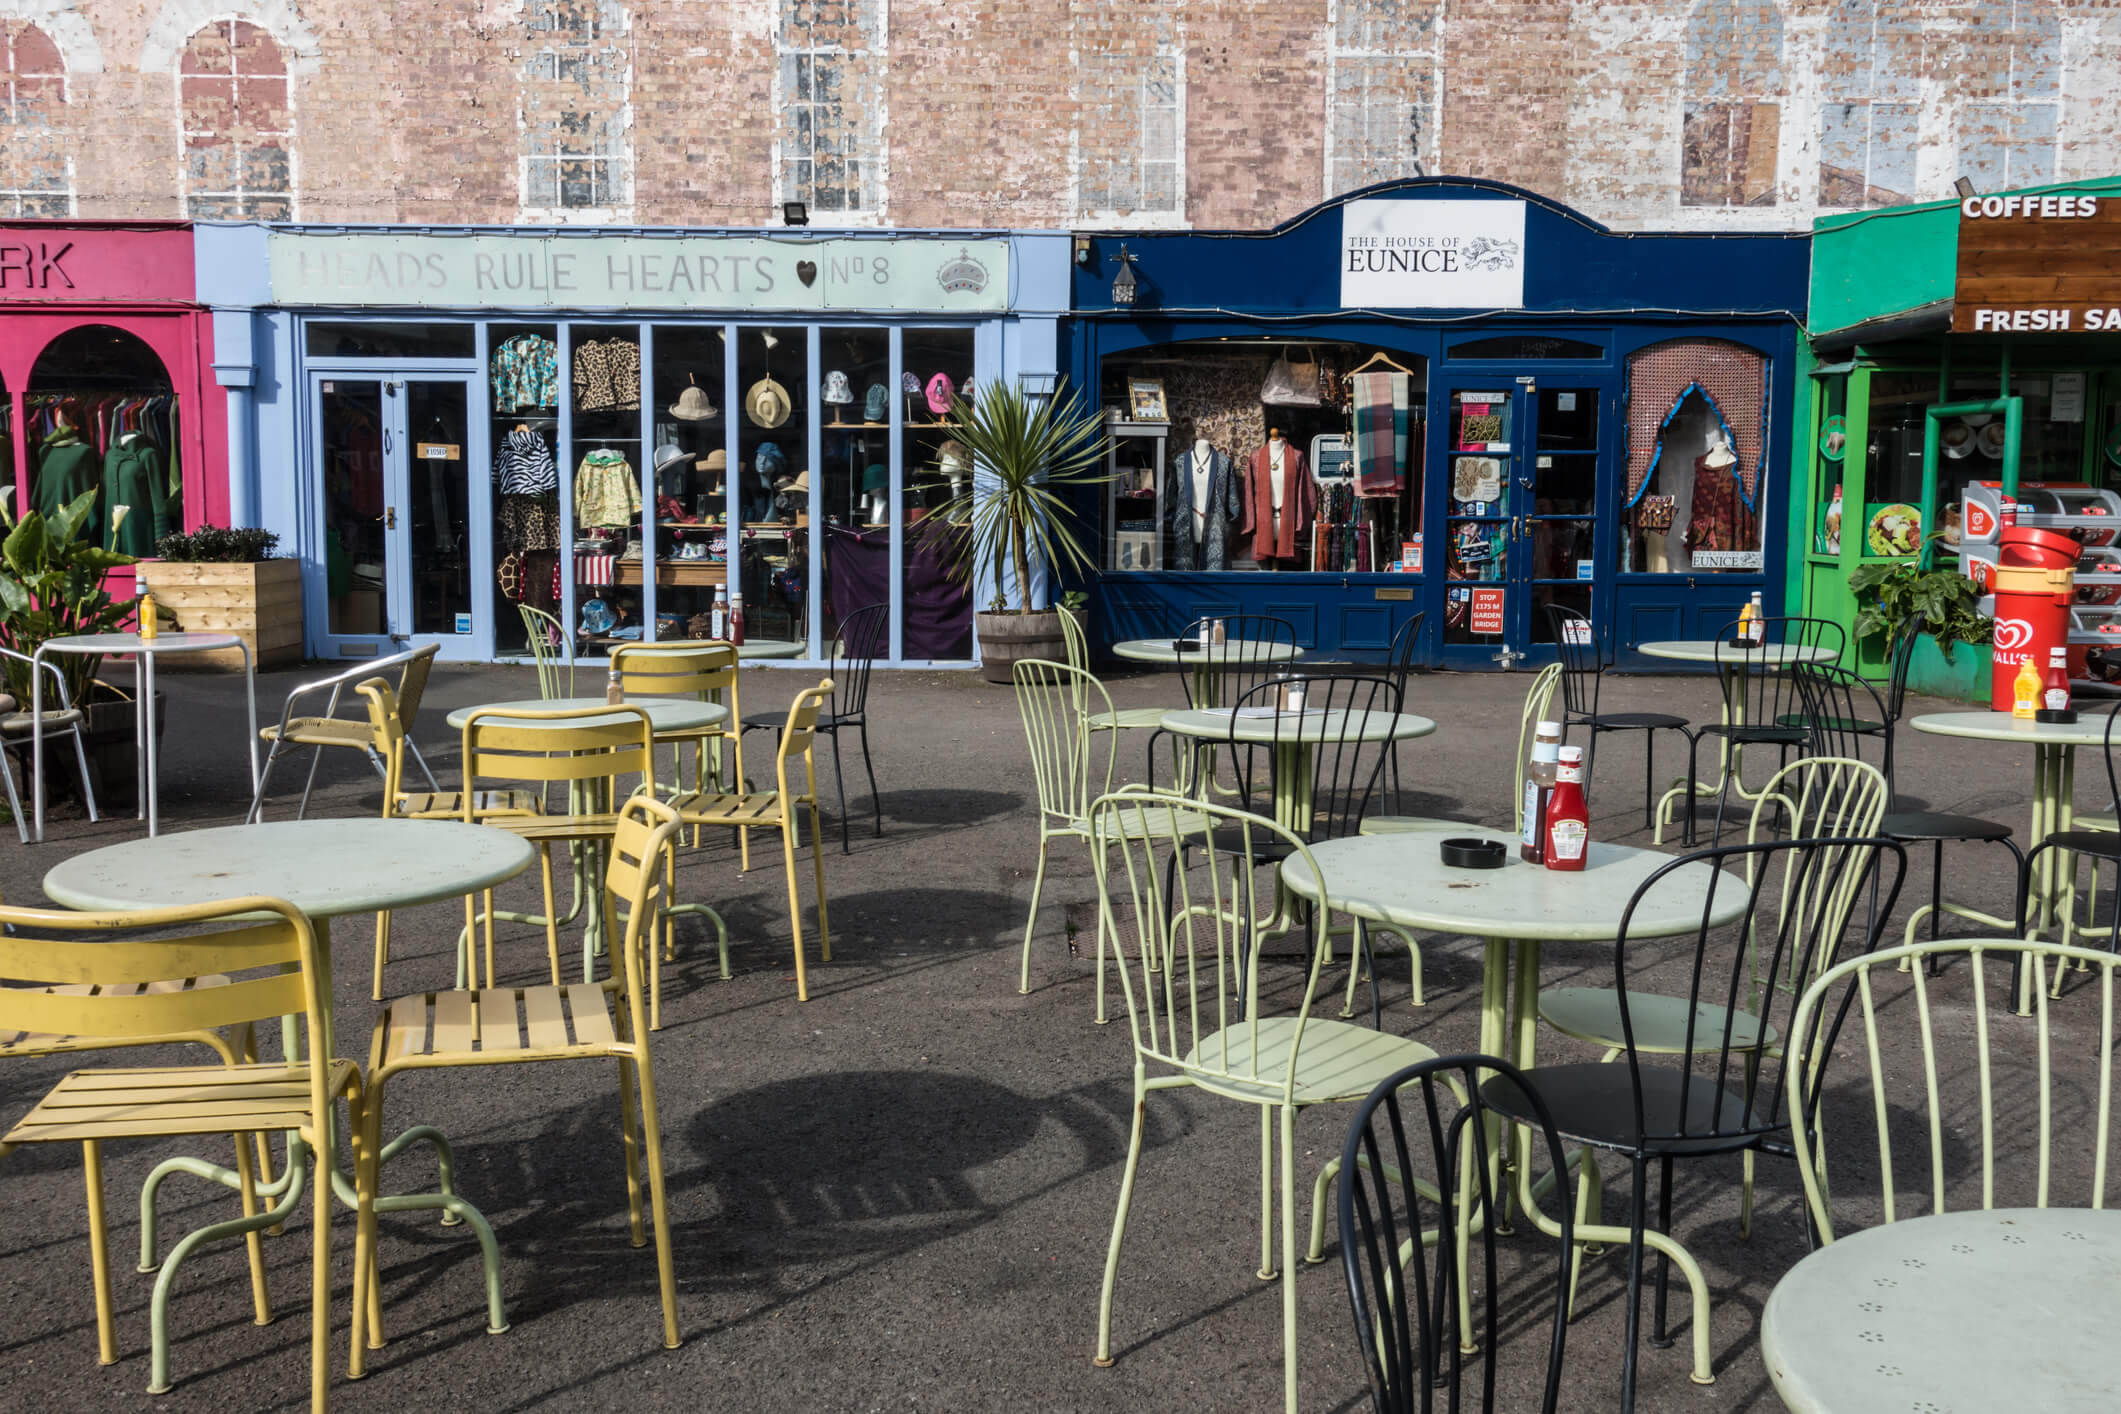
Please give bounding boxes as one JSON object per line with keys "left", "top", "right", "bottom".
{"left": 1064, "top": 179, "right": 1810, "bottom": 669}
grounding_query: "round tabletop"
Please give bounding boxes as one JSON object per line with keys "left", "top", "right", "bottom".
{"left": 1762, "top": 1207, "right": 2121, "bottom": 1414}
{"left": 1636, "top": 639, "right": 1836, "bottom": 667}
{"left": 738, "top": 638, "right": 806, "bottom": 660}
{"left": 1280, "top": 833, "right": 1748, "bottom": 942}
{"left": 44, "top": 819, "right": 535, "bottom": 919}
{"left": 1910, "top": 709, "right": 2114, "bottom": 747}
{"left": 445, "top": 696, "right": 729, "bottom": 732}
{"left": 1111, "top": 638, "right": 1304, "bottom": 668}
{"left": 1161, "top": 707, "right": 1437, "bottom": 746}
{"left": 39, "top": 631, "right": 241, "bottom": 656}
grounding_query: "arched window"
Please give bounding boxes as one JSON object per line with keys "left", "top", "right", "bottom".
{"left": 1955, "top": 0, "right": 2060, "bottom": 191}
{"left": 1818, "top": 0, "right": 1922, "bottom": 208}
{"left": 776, "top": 0, "right": 885, "bottom": 218}
{"left": 0, "top": 21, "right": 69, "bottom": 217}
{"left": 1325, "top": 0, "right": 1444, "bottom": 197}
{"left": 520, "top": 0, "right": 631, "bottom": 219}
{"left": 1681, "top": 0, "right": 1782, "bottom": 208}
{"left": 180, "top": 20, "right": 293, "bottom": 219}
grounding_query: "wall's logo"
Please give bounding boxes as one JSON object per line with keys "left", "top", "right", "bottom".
{"left": 1993, "top": 617, "right": 2033, "bottom": 653}
{"left": 936, "top": 247, "right": 990, "bottom": 294}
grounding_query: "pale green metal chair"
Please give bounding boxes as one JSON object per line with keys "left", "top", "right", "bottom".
{"left": 1057, "top": 608, "right": 1166, "bottom": 736}
{"left": 519, "top": 602, "right": 574, "bottom": 699}
{"left": 1088, "top": 789, "right": 1439, "bottom": 1414}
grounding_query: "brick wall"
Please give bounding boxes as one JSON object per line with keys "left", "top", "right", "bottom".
{"left": 6, "top": 0, "right": 2121, "bottom": 231}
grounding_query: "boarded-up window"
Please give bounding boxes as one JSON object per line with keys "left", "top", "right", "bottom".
{"left": 1954, "top": 0, "right": 2059, "bottom": 191}
{"left": 521, "top": 0, "right": 631, "bottom": 216}
{"left": 1818, "top": 0, "right": 1922, "bottom": 208}
{"left": 1326, "top": 0, "right": 1442, "bottom": 198}
{"left": 181, "top": 21, "right": 292, "bottom": 220}
{"left": 0, "top": 22, "right": 68, "bottom": 217}
{"left": 1681, "top": 0, "right": 1781, "bottom": 207}
{"left": 1077, "top": 12, "right": 1181, "bottom": 221}
{"left": 777, "top": 0, "right": 884, "bottom": 218}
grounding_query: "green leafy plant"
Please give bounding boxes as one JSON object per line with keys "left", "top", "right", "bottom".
{"left": 1060, "top": 589, "right": 1089, "bottom": 614}
{"left": 1849, "top": 559, "right": 1992, "bottom": 661}
{"left": 0, "top": 488, "right": 139, "bottom": 704}
{"left": 154, "top": 524, "right": 279, "bottom": 562}
{"left": 930, "top": 381, "right": 1111, "bottom": 614}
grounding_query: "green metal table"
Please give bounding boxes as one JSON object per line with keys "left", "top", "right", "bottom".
{"left": 1280, "top": 830, "right": 1748, "bottom": 1386}
{"left": 1159, "top": 706, "right": 1435, "bottom": 831}
{"left": 1111, "top": 636, "right": 1302, "bottom": 709}
{"left": 43, "top": 818, "right": 536, "bottom": 1385}
{"left": 1763, "top": 1207, "right": 2121, "bottom": 1413}
{"left": 1638, "top": 638, "right": 1836, "bottom": 841}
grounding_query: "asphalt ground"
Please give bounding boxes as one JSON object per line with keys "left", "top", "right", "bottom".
{"left": 0, "top": 655, "right": 2082, "bottom": 1413}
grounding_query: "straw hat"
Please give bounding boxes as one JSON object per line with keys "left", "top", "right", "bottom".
{"left": 697, "top": 448, "right": 728, "bottom": 473}
{"left": 780, "top": 468, "right": 812, "bottom": 496}
{"left": 745, "top": 374, "right": 792, "bottom": 429}
{"left": 669, "top": 376, "right": 718, "bottom": 422}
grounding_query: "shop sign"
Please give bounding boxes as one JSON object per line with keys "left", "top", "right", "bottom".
{"left": 1341, "top": 199, "right": 1526, "bottom": 310}
{"left": 1952, "top": 192, "right": 2121, "bottom": 333}
{"left": 1469, "top": 585, "right": 1506, "bottom": 635}
{"left": 1692, "top": 550, "right": 1762, "bottom": 570}
{"left": 266, "top": 232, "right": 1011, "bottom": 313}
{"left": 0, "top": 224, "right": 196, "bottom": 303}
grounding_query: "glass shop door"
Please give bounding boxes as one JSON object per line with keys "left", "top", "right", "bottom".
{"left": 314, "top": 374, "right": 486, "bottom": 659}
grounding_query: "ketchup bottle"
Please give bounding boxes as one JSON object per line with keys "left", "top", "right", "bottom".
{"left": 2044, "top": 645, "right": 2072, "bottom": 714}
{"left": 1544, "top": 745, "right": 1590, "bottom": 872}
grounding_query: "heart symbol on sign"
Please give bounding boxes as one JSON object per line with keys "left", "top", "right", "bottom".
{"left": 796, "top": 261, "right": 818, "bottom": 287}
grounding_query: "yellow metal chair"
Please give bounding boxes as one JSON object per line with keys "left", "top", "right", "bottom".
{"left": 0, "top": 895, "right": 359, "bottom": 1411}
{"left": 611, "top": 641, "right": 747, "bottom": 839}
{"left": 249, "top": 643, "right": 440, "bottom": 822}
{"left": 351, "top": 795, "right": 685, "bottom": 1371}
{"left": 664, "top": 681, "right": 833, "bottom": 1001}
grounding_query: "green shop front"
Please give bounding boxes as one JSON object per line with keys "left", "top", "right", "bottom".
{"left": 1797, "top": 178, "right": 2121, "bottom": 698}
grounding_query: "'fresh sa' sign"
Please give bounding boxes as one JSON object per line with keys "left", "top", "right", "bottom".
{"left": 1952, "top": 187, "right": 2121, "bottom": 334}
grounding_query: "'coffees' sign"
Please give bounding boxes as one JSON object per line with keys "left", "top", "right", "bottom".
{"left": 1953, "top": 190, "right": 2121, "bottom": 333}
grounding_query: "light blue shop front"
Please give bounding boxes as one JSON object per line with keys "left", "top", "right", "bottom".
{"left": 197, "top": 222, "right": 1069, "bottom": 666}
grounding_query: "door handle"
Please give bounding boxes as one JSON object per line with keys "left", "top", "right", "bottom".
{"left": 385, "top": 507, "right": 397, "bottom": 530}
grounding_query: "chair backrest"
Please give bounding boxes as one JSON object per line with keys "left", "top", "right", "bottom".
{"left": 0, "top": 895, "right": 332, "bottom": 1122}
{"left": 1741, "top": 755, "right": 1892, "bottom": 999}
{"left": 1883, "top": 611, "right": 1925, "bottom": 725}
{"left": 1508, "top": 664, "right": 1564, "bottom": 834}
{"left": 1058, "top": 606, "right": 1090, "bottom": 674}
{"left": 1714, "top": 615, "right": 1847, "bottom": 734}
{"left": 1793, "top": 660, "right": 1901, "bottom": 795}
{"left": 828, "top": 602, "right": 889, "bottom": 718}
{"left": 1014, "top": 659, "right": 1117, "bottom": 831}
{"left": 1383, "top": 611, "right": 1427, "bottom": 699}
{"left": 356, "top": 677, "right": 407, "bottom": 813}
{"left": 1091, "top": 790, "right": 1330, "bottom": 1104}
{"left": 394, "top": 642, "right": 440, "bottom": 735}
{"left": 1608, "top": 835, "right": 1905, "bottom": 1156}
{"left": 1789, "top": 937, "right": 2121, "bottom": 1244}
{"left": 599, "top": 794, "right": 685, "bottom": 1035}
{"left": 611, "top": 641, "right": 738, "bottom": 701}
{"left": 1224, "top": 672, "right": 1402, "bottom": 842}
{"left": 1545, "top": 603, "right": 1602, "bottom": 720}
{"left": 771, "top": 679, "right": 835, "bottom": 800}
{"left": 1339, "top": 1054, "right": 1572, "bottom": 1414}
{"left": 1175, "top": 614, "right": 1297, "bottom": 708}
{"left": 518, "top": 602, "right": 574, "bottom": 699}
{"left": 461, "top": 704, "right": 657, "bottom": 806}
{"left": 2095, "top": 699, "right": 2121, "bottom": 816}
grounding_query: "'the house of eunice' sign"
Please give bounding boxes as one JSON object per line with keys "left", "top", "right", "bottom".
{"left": 1340, "top": 199, "right": 1527, "bottom": 311}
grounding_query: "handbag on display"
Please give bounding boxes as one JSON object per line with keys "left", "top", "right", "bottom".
{"left": 1637, "top": 494, "right": 1677, "bottom": 532}
{"left": 1260, "top": 348, "right": 1324, "bottom": 407}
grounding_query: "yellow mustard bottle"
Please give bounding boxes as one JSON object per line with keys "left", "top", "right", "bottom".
{"left": 137, "top": 592, "right": 158, "bottom": 640}
{"left": 2012, "top": 653, "right": 2042, "bottom": 719}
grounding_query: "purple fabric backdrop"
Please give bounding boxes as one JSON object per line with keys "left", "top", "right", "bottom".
{"left": 824, "top": 520, "right": 973, "bottom": 659}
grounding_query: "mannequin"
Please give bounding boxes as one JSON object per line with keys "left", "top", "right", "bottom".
{"left": 1244, "top": 427, "right": 1315, "bottom": 568}
{"left": 1686, "top": 427, "right": 1741, "bottom": 561}
{"left": 1165, "top": 437, "right": 1239, "bottom": 571}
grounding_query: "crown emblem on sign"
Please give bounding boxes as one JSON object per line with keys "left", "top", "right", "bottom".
{"left": 936, "top": 247, "right": 989, "bottom": 294}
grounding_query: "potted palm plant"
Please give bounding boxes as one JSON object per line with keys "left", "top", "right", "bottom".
{"left": 931, "top": 380, "right": 1110, "bottom": 683}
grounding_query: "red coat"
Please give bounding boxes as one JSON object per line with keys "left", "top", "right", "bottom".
{"left": 1242, "top": 442, "right": 1315, "bottom": 561}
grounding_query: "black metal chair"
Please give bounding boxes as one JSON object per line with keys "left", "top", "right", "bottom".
{"left": 741, "top": 601, "right": 886, "bottom": 852}
{"left": 1338, "top": 1054, "right": 1572, "bottom": 1414}
{"left": 1376, "top": 612, "right": 1426, "bottom": 812}
{"left": 2015, "top": 699, "right": 2121, "bottom": 1003}
{"left": 1547, "top": 604, "right": 1688, "bottom": 830}
{"left": 1144, "top": 613, "right": 1298, "bottom": 788}
{"left": 1481, "top": 834, "right": 1905, "bottom": 1414}
{"left": 1796, "top": 661, "right": 2022, "bottom": 971}
{"left": 1680, "top": 615, "right": 1845, "bottom": 846}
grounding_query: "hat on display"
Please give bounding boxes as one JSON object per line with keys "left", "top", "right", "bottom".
{"left": 652, "top": 443, "right": 689, "bottom": 475}
{"left": 745, "top": 374, "right": 792, "bottom": 429}
{"left": 697, "top": 448, "right": 728, "bottom": 473}
{"left": 822, "top": 370, "right": 854, "bottom": 405}
{"left": 579, "top": 597, "right": 617, "bottom": 635}
{"left": 901, "top": 371, "right": 922, "bottom": 396}
{"left": 937, "top": 438, "right": 971, "bottom": 477}
{"left": 958, "top": 376, "right": 977, "bottom": 405}
{"left": 862, "top": 463, "right": 890, "bottom": 495}
{"left": 669, "top": 377, "right": 718, "bottom": 422}
{"left": 925, "top": 372, "right": 957, "bottom": 415}
{"left": 782, "top": 468, "right": 812, "bottom": 496}
{"left": 863, "top": 382, "right": 889, "bottom": 423}
{"left": 755, "top": 441, "right": 787, "bottom": 479}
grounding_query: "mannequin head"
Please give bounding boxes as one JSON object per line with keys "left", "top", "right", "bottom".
{"left": 1704, "top": 427, "right": 1737, "bottom": 470}
{"left": 1194, "top": 438, "right": 1212, "bottom": 460}
{"left": 1267, "top": 426, "right": 1284, "bottom": 446}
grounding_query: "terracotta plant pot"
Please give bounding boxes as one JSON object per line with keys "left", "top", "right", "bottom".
{"left": 976, "top": 609, "right": 1066, "bottom": 684}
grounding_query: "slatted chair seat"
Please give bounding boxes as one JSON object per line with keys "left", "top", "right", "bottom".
{"left": 260, "top": 716, "right": 373, "bottom": 749}
{"left": 1087, "top": 705, "right": 1170, "bottom": 733}
{"left": 477, "top": 811, "right": 632, "bottom": 843}
{"left": 1179, "top": 1017, "right": 1437, "bottom": 1107}
{"left": 1, "top": 977, "right": 241, "bottom": 1058}
{"left": 3, "top": 1061, "right": 360, "bottom": 1147}
{"left": 248, "top": 643, "right": 441, "bottom": 823}
{"left": 666, "top": 789, "right": 784, "bottom": 826}
{"left": 380, "top": 983, "right": 621, "bottom": 1063}
{"left": 394, "top": 788, "right": 545, "bottom": 819}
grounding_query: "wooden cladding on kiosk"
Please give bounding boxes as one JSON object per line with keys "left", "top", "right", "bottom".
{"left": 1953, "top": 192, "right": 2121, "bottom": 333}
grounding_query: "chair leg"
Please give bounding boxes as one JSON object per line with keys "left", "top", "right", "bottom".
{"left": 308, "top": 1118, "right": 334, "bottom": 1414}
{"left": 235, "top": 1134, "right": 272, "bottom": 1327}
{"left": 1651, "top": 1153, "right": 1676, "bottom": 1346}
{"left": 1643, "top": 729, "right": 1658, "bottom": 832}
{"left": 1018, "top": 835, "right": 1051, "bottom": 996}
{"left": 1619, "top": 1155, "right": 1650, "bottom": 1414}
{"left": 406, "top": 738, "right": 442, "bottom": 793}
{"left": 82, "top": 1140, "right": 118, "bottom": 1366}
{"left": 810, "top": 797, "right": 832, "bottom": 963}
{"left": 617, "top": 1055, "right": 646, "bottom": 1246}
{"left": 634, "top": 1049, "right": 682, "bottom": 1349}
{"left": 296, "top": 743, "right": 327, "bottom": 819}
{"left": 69, "top": 724, "right": 98, "bottom": 823}
{"left": 829, "top": 730, "right": 851, "bottom": 854}
{"left": 1093, "top": 1080, "right": 1148, "bottom": 1367}
{"left": 371, "top": 910, "right": 392, "bottom": 1001}
{"left": 781, "top": 820, "right": 811, "bottom": 1001}
{"left": 1278, "top": 1103, "right": 1300, "bottom": 1414}
{"left": 860, "top": 721, "right": 881, "bottom": 838}
{"left": 247, "top": 741, "right": 283, "bottom": 823}
{"left": 482, "top": 888, "right": 498, "bottom": 990}
{"left": 1257, "top": 1106, "right": 1276, "bottom": 1280}
{"left": 1, "top": 741, "right": 28, "bottom": 844}
{"left": 540, "top": 846, "right": 562, "bottom": 987}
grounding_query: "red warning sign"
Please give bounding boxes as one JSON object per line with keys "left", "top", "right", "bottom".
{"left": 1470, "top": 586, "right": 1506, "bottom": 635}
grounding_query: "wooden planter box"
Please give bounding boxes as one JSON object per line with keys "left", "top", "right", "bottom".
{"left": 134, "top": 559, "right": 304, "bottom": 670}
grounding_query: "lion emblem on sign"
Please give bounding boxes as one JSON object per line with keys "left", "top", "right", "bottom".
{"left": 1462, "top": 236, "right": 1520, "bottom": 272}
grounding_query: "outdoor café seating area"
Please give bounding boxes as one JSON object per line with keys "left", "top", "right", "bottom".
{"left": 2, "top": 615, "right": 2116, "bottom": 1414}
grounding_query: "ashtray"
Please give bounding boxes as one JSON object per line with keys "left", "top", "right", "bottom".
{"left": 1171, "top": 639, "right": 1203, "bottom": 653}
{"left": 2036, "top": 708, "right": 2079, "bottom": 724}
{"left": 1439, "top": 837, "right": 1507, "bottom": 870}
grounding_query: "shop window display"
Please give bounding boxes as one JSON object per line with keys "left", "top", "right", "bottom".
{"left": 895, "top": 328, "right": 973, "bottom": 658}
{"left": 1619, "top": 338, "right": 1768, "bottom": 574}
{"left": 1882, "top": 370, "right": 2100, "bottom": 557}
{"left": 737, "top": 325, "right": 808, "bottom": 645}
{"left": 815, "top": 328, "right": 888, "bottom": 653}
{"left": 25, "top": 326, "right": 181, "bottom": 556}
{"left": 642, "top": 326, "right": 728, "bottom": 640}
{"left": 568, "top": 322, "right": 645, "bottom": 652}
{"left": 488, "top": 323, "right": 560, "bottom": 657}
{"left": 1096, "top": 339, "right": 1425, "bottom": 578}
